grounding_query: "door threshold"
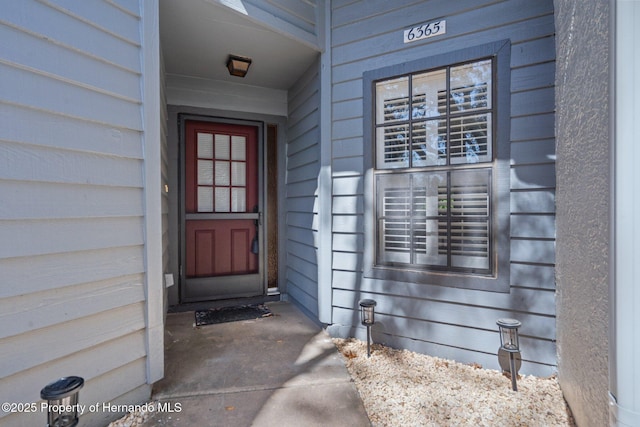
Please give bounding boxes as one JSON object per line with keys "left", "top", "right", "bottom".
{"left": 168, "top": 294, "right": 280, "bottom": 313}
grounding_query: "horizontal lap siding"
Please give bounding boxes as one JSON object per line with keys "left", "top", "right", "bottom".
{"left": 286, "top": 57, "right": 321, "bottom": 317}
{"left": 330, "top": 0, "right": 556, "bottom": 375}
{"left": 0, "top": 1, "right": 149, "bottom": 425}
{"left": 0, "top": 332, "right": 148, "bottom": 426}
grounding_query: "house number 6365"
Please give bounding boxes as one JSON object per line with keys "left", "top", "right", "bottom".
{"left": 404, "top": 20, "right": 446, "bottom": 44}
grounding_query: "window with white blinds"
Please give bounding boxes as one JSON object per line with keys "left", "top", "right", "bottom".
{"left": 375, "top": 59, "right": 492, "bottom": 169}
{"left": 373, "top": 58, "right": 495, "bottom": 275}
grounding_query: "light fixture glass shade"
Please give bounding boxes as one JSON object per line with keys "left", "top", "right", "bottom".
{"left": 41, "top": 376, "right": 84, "bottom": 427}
{"left": 359, "top": 299, "right": 377, "bottom": 326}
{"left": 226, "top": 55, "right": 252, "bottom": 77}
{"left": 496, "top": 318, "right": 521, "bottom": 352}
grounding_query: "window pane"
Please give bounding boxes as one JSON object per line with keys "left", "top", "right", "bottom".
{"left": 449, "top": 113, "right": 491, "bottom": 164}
{"left": 413, "top": 172, "right": 448, "bottom": 266}
{"left": 376, "top": 77, "right": 409, "bottom": 124}
{"left": 414, "top": 219, "right": 448, "bottom": 266}
{"left": 197, "top": 133, "right": 213, "bottom": 158}
{"left": 232, "top": 162, "right": 246, "bottom": 186}
{"left": 451, "top": 218, "right": 489, "bottom": 267}
{"left": 376, "top": 125, "right": 409, "bottom": 169}
{"left": 231, "top": 188, "right": 246, "bottom": 212}
{"left": 215, "top": 134, "right": 230, "bottom": 159}
{"left": 450, "top": 169, "right": 490, "bottom": 216}
{"left": 450, "top": 169, "right": 490, "bottom": 270}
{"left": 450, "top": 59, "right": 492, "bottom": 113}
{"left": 378, "top": 218, "right": 411, "bottom": 264}
{"left": 197, "top": 160, "right": 213, "bottom": 185}
{"left": 412, "top": 120, "right": 446, "bottom": 166}
{"left": 215, "top": 187, "right": 230, "bottom": 212}
{"left": 231, "top": 136, "right": 246, "bottom": 160}
{"left": 197, "top": 186, "right": 213, "bottom": 212}
{"left": 412, "top": 172, "right": 447, "bottom": 217}
{"left": 377, "top": 174, "right": 410, "bottom": 218}
{"left": 381, "top": 186, "right": 411, "bottom": 217}
{"left": 376, "top": 174, "right": 410, "bottom": 264}
{"left": 412, "top": 69, "right": 446, "bottom": 118}
{"left": 215, "top": 161, "right": 230, "bottom": 186}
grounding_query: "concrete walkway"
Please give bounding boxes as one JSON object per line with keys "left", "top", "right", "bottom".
{"left": 141, "top": 302, "right": 370, "bottom": 426}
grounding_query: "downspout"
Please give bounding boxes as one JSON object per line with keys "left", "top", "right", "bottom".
{"left": 317, "top": 0, "right": 333, "bottom": 324}
{"left": 609, "top": 1, "right": 640, "bottom": 425}
{"left": 141, "top": 0, "right": 164, "bottom": 384}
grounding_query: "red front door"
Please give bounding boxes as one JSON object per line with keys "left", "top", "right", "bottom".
{"left": 182, "top": 120, "right": 261, "bottom": 301}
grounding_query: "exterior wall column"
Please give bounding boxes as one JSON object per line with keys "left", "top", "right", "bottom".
{"left": 142, "top": 0, "right": 164, "bottom": 384}
{"left": 555, "top": 0, "right": 611, "bottom": 425}
{"left": 317, "top": 0, "right": 332, "bottom": 324}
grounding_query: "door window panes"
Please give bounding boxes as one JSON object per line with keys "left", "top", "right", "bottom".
{"left": 196, "top": 132, "right": 249, "bottom": 213}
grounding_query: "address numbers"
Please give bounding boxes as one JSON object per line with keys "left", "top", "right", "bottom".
{"left": 404, "top": 20, "right": 446, "bottom": 44}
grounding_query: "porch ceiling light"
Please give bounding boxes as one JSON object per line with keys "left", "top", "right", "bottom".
{"left": 359, "top": 299, "right": 377, "bottom": 358}
{"left": 496, "top": 318, "right": 521, "bottom": 391}
{"left": 40, "top": 376, "right": 84, "bottom": 427}
{"left": 226, "top": 54, "right": 252, "bottom": 77}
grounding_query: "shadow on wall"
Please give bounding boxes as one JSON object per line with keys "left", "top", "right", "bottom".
{"left": 327, "top": 155, "right": 557, "bottom": 376}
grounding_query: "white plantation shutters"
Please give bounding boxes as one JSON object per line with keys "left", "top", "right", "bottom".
{"left": 376, "top": 169, "right": 490, "bottom": 272}
{"left": 374, "top": 59, "right": 494, "bottom": 274}
{"left": 448, "top": 169, "right": 490, "bottom": 270}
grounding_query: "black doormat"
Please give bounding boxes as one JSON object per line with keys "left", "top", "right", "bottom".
{"left": 194, "top": 304, "right": 272, "bottom": 326}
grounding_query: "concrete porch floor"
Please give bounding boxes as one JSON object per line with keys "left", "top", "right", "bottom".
{"left": 140, "top": 301, "right": 371, "bottom": 426}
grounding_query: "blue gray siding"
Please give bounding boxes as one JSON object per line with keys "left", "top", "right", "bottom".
{"left": 285, "top": 57, "right": 322, "bottom": 318}
{"left": 0, "top": 1, "right": 156, "bottom": 425}
{"left": 329, "top": 0, "right": 557, "bottom": 375}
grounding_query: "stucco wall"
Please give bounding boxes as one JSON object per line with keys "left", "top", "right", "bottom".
{"left": 554, "top": 1, "right": 611, "bottom": 426}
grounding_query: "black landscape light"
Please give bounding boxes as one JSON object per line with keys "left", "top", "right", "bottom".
{"left": 359, "top": 299, "right": 377, "bottom": 357}
{"left": 496, "top": 318, "right": 521, "bottom": 391}
{"left": 40, "top": 376, "right": 84, "bottom": 427}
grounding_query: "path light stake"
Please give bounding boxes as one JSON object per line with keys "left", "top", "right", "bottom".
{"left": 496, "top": 318, "right": 522, "bottom": 391}
{"left": 359, "top": 299, "right": 377, "bottom": 357}
{"left": 40, "top": 376, "right": 84, "bottom": 427}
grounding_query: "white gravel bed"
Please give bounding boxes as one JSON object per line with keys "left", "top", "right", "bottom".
{"left": 108, "top": 337, "right": 575, "bottom": 427}
{"left": 106, "top": 404, "right": 155, "bottom": 427}
{"left": 334, "top": 338, "right": 576, "bottom": 427}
